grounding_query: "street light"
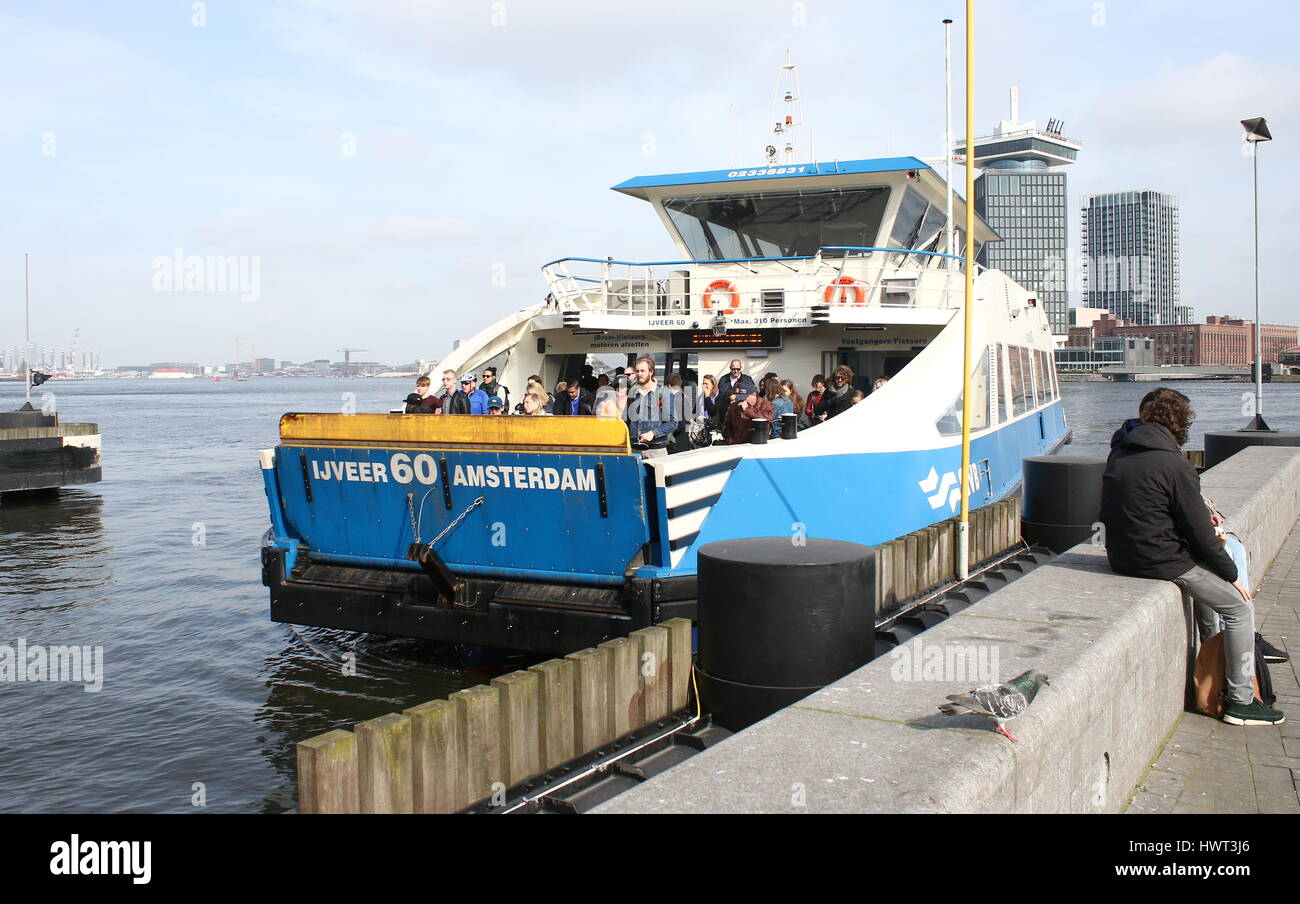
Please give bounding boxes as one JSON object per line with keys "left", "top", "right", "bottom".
{"left": 1241, "top": 116, "right": 1272, "bottom": 431}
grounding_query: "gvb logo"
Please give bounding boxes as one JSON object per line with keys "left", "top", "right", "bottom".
{"left": 918, "top": 463, "right": 983, "bottom": 513}
{"left": 50, "top": 836, "right": 151, "bottom": 884}
{"left": 919, "top": 467, "right": 959, "bottom": 512}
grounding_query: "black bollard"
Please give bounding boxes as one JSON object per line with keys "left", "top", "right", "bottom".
{"left": 695, "top": 538, "right": 876, "bottom": 731}
{"left": 1204, "top": 429, "right": 1300, "bottom": 469}
{"left": 749, "top": 418, "right": 769, "bottom": 444}
{"left": 780, "top": 411, "right": 798, "bottom": 440}
{"left": 1020, "top": 455, "right": 1106, "bottom": 554}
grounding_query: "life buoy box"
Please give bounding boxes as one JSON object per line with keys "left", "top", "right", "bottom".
{"left": 701, "top": 279, "right": 740, "bottom": 311}
{"left": 824, "top": 276, "right": 864, "bottom": 306}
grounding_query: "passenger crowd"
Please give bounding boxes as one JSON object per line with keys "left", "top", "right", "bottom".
{"left": 404, "top": 358, "right": 888, "bottom": 456}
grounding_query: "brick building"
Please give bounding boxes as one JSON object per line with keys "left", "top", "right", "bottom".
{"left": 1075, "top": 313, "right": 1298, "bottom": 366}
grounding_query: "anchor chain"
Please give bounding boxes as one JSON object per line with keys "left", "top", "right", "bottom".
{"left": 406, "top": 492, "right": 420, "bottom": 543}
{"left": 430, "top": 496, "right": 485, "bottom": 547}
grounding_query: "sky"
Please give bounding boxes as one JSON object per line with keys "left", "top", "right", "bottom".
{"left": 1, "top": 0, "right": 1296, "bottom": 367}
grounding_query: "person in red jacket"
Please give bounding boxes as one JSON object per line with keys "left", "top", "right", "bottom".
{"left": 723, "top": 388, "right": 773, "bottom": 444}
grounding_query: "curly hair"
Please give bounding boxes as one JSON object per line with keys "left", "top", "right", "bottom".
{"left": 1139, "top": 387, "right": 1194, "bottom": 446}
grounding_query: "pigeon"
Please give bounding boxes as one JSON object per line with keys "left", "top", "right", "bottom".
{"left": 938, "top": 668, "right": 1050, "bottom": 742}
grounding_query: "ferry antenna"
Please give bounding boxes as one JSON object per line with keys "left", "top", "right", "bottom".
{"left": 767, "top": 51, "right": 808, "bottom": 166}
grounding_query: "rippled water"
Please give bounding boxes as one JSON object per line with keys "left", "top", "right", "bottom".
{"left": 1, "top": 376, "right": 1297, "bottom": 812}
{"left": 0, "top": 378, "right": 484, "bottom": 814}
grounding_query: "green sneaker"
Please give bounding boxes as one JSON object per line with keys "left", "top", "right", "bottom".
{"left": 1222, "top": 699, "right": 1285, "bottom": 726}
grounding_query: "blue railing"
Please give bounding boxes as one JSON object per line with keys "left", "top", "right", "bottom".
{"left": 541, "top": 245, "right": 964, "bottom": 270}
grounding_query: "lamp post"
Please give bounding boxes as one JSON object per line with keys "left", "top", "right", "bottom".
{"left": 1241, "top": 116, "right": 1272, "bottom": 431}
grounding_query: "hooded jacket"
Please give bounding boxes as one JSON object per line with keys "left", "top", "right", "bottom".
{"left": 1100, "top": 421, "right": 1236, "bottom": 583}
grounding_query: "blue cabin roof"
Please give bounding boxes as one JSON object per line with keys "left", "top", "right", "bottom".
{"left": 612, "top": 156, "right": 932, "bottom": 194}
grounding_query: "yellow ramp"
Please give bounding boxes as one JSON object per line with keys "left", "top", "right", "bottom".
{"left": 279, "top": 413, "right": 631, "bottom": 453}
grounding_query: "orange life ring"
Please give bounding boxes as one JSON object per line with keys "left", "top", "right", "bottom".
{"left": 824, "top": 276, "right": 864, "bottom": 306}
{"left": 701, "top": 279, "right": 740, "bottom": 311}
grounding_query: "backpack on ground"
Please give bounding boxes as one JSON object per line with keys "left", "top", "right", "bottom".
{"left": 1192, "top": 631, "right": 1270, "bottom": 717}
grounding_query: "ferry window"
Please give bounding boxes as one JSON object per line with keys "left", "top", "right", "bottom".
{"left": 888, "top": 189, "right": 930, "bottom": 252}
{"left": 1008, "top": 345, "right": 1033, "bottom": 417}
{"left": 995, "top": 343, "right": 1007, "bottom": 423}
{"left": 935, "top": 347, "right": 991, "bottom": 436}
{"left": 663, "top": 187, "right": 891, "bottom": 261}
{"left": 1034, "top": 350, "right": 1050, "bottom": 406}
{"left": 1019, "top": 346, "right": 1035, "bottom": 413}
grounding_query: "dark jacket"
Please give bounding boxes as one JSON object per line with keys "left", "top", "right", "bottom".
{"left": 552, "top": 389, "right": 594, "bottom": 416}
{"left": 717, "top": 372, "right": 757, "bottom": 401}
{"left": 443, "top": 391, "right": 470, "bottom": 415}
{"left": 723, "top": 395, "right": 774, "bottom": 445}
{"left": 481, "top": 380, "right": 509, "bottom": 409}
{"left": 404, "top": 393, "right": 441, "bottom": 414}
{"left": 1100, "top": 421, "right": 1237, "bottom": 583}
{"left": 814, "top": 384, "right": 854, "bottom": 420}
{"left": 624, "top": 382, "right": 679, "bottom": 448}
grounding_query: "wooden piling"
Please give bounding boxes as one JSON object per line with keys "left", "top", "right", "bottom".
{"left": 492, "top": 670, "right": 542, "bottom": 787}
{"left": 450, "top": 684, "right": 502, "bottom": 805}
{"left": 631, "top": 625, "right": 671, "bottom": 723}
{"left": 907, "top": 532, "right": 919, "bottom": 594}
{"left": 565, "top": 646, "right": 612, "bottom": 751}
{"left": 405, "top": 698, "right": 466, "bottom": 814}
{"left": 529, "top": 659, "right": 577, "bottom": 771}
{"left": 356, "top": 712, "right": 414, "bottom": 814}
{"left": 296, "top": 729, "right": 358, "bottom": 815}
{"left": 892, "top": 539, "right": 906, "bottom": 603}
{"left": 663, "top": 617, "right": 693, "bottom": 713}
{"left": 600, "top": 637, "right": 639, "bottom": 737}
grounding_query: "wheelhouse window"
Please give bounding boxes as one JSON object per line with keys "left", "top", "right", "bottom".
{"left": 663, "top": 187, "right": 892, "bottom": 261}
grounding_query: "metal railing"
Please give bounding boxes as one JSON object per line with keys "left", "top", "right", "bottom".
{"left": 541, "top": 247, "right": 981, "bottom": 319}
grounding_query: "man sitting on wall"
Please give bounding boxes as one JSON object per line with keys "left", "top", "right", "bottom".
{"left": 1100, "top": 387, "right": 1283, "bottom": 726}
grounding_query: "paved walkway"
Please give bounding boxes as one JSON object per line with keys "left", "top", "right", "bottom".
{"left": 1125, "top": 521, "right": 1300, "bottom": 814}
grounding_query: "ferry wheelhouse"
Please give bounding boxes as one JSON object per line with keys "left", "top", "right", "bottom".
{"left": 260, "top": 154, "right": 1068, "bottom": 654}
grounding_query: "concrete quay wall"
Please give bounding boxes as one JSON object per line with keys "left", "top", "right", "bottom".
{"left": 596, "top": 446, "right": 1300, "bottom": 813}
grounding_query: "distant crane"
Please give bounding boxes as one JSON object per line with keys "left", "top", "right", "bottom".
{"left": 339, "top": 347, "right": 368, "bottom": 377}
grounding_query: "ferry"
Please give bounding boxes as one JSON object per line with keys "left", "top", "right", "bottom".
{"left": 259, "top": 76, "right": 1068, "bottom": 654}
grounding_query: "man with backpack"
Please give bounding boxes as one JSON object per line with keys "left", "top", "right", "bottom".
{"left": 1100, "top": 388, "right": 1283, "bottom": 726}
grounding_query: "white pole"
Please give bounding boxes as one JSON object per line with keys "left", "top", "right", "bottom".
{"left": 959, "top": 0, "right": 976, "bottom": 580}
{"left": 944, "top": 18, "right": 955, "bottom": 272}
{"left": 1253, "top": 144, "right": 1263, "bottom": 427}
{"left": 24, "top": 252, "right": 31, "bottom": 406}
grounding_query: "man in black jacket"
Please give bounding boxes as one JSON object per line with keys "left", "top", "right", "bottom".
{"left": 552, "top": 380, "right": 594, "bottom": 416}
{"left": 1100, "top": 388, "right": 1283, "bottom": 726}
{"left": 440, "top": 369, "right": 470, "bottom": 415}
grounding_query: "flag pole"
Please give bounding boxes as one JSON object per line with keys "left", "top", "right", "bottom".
{"left": 943, "top": 18, "right": 955, "bottom": 272}
{"left": 958, "top": 0, "right": 975, "bottom": 579}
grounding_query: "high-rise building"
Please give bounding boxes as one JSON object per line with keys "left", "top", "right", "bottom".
{"left": 962, "top": 87, "right": 1081, "bottom": 340}
{"left": 1080, "top": 190, "right": 1180, "bottom": 326}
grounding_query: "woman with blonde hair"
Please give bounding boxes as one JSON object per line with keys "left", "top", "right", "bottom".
{"left": 521, "top": 391, "right": 551, "bottom": 415}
